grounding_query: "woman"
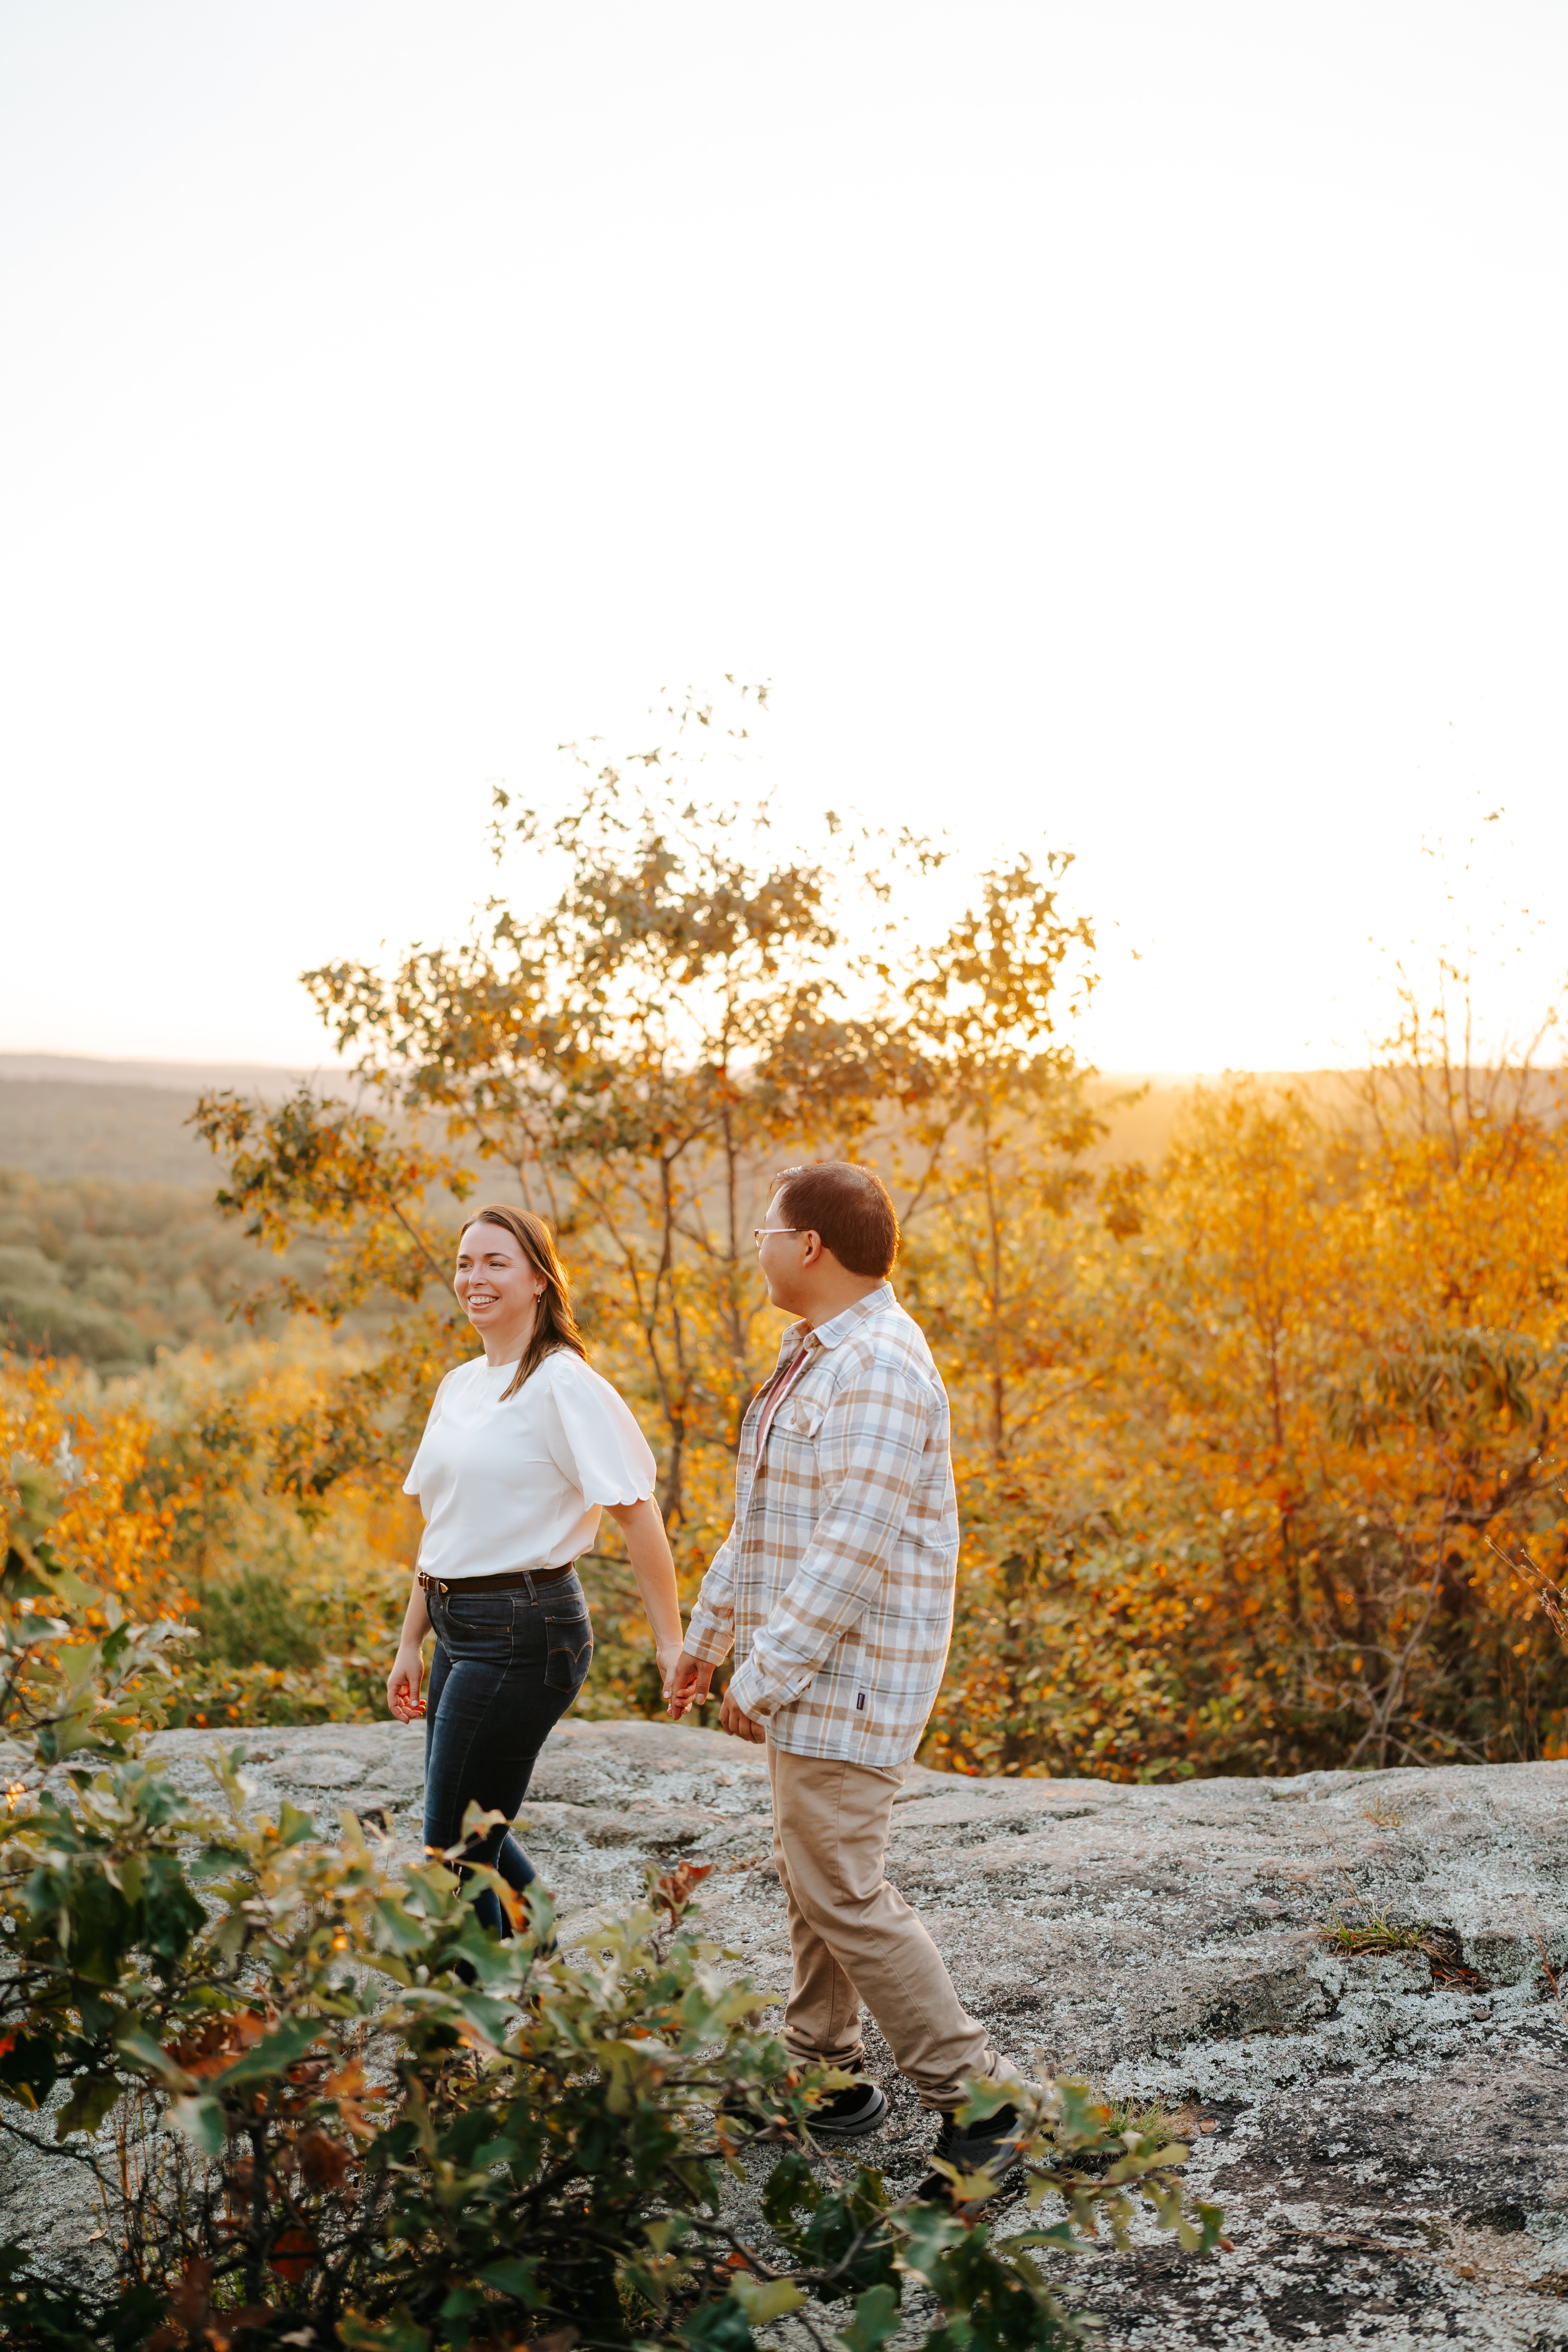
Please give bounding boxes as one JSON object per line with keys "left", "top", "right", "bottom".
{"left": 387, "top": 1204, "right": 683, "bottom": 1935}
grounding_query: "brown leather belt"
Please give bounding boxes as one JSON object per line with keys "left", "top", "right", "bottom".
{"left": 419, "top": 1562, "right": 577, "bottom": 1595}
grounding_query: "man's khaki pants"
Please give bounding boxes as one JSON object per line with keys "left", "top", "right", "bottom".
{"left": 766, "top": 1741, "right": 1002, "bottom": 2112}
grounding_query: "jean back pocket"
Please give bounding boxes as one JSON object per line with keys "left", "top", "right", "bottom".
{"left": 543, "top": 1606, "right": 593, "bottom": 1695}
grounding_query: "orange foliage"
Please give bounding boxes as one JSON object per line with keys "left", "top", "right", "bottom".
{"left": 1, "top": 1343, "right": 422, "bottom": 1732}
{"left": 0, "top": 1358, "right": 179, "bottom": 1612}
{"left": 924, "top": 1085, "right": 1568, "bottom": 1778}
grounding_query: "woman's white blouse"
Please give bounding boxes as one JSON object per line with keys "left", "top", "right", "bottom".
{"left": 402, "top": 1350, "right": 658, "bottom": 1581}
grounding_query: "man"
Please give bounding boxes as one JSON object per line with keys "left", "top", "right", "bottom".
{"left": 666, "top": 1160, "right": 1024, "bottom": 2194}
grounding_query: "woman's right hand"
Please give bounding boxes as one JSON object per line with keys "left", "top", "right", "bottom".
{"left": 387, "top": 1641, "right": 426, "bottom": 1722}
{"left": 665, "top": 1648, "right": 715, "bottom": 1719}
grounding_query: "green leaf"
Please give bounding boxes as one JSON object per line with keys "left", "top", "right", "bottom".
{"left": 114, "top": 2023, "right": 192, "bottom": 2089}
{"left": 39, "top": 1705, "right": 98, "bottom": 1762}
{"left": 762, "top": 2146, "right": 822, "bottom": 2233}
{"left": 454, "top": 1993, "right": 515, "bottom": 2049}
{"left": 163, "top": 2093, "right": 226, "bottom": 2156}
{"left": 374, "top": 1895, "right": 431, "bottom": 1955}
{"left": 643, "top": 2218, "right": 691, "bottom": 2257}
{"left": 61, "top": 1639, "right": 103, "bottom": 1693}
{"left": 896, "top": 2201, "right": 968, "bottom": 2281}
{"left": 2, "top": 1541, "right": 58, "bottom": 1599}
{"left": 55, "top": 2073, "right": 123, "bottom": 2141}
{"left": 837, "top": 2282, "right": 901, "bottom": 2352}
{"left": 187, "top": 1844, "right": 247, "bottom": 1882}
{"left": 279, "top": 1800, "right": 318, "bottom": 1846}
{"left": 732, "top": 2276, "right": 807, "bottom": 2324}
{"left": 474, "top": 2256, "right": 539, "bottom": 2301}
{"left": 679, "top": 2298, "right": 755, "bottom": 2352}
{"left": 955, "top": 2077, "right": 1023, "bottom": 2127}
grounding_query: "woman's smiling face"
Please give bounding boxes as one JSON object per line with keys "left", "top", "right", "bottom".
{"left": 454, "top": 1220, "right": 544, "bottom": 1345}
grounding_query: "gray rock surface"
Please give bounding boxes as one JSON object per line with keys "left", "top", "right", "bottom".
{"left": 5, "top": 1718, "right": 1567, "bottom": 2347}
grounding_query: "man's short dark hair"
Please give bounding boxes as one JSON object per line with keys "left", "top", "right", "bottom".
{"left": 771, "top": 1161, "right": 899, "bottom": 1279}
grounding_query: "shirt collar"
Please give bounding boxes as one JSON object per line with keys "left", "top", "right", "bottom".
{"left": 784, "top": 1281, "right": 893, "bottom": 1357}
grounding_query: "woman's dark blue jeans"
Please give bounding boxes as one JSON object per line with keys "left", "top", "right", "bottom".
{"left": 423, "top": 1571, "right": 593, "bottom": 1936}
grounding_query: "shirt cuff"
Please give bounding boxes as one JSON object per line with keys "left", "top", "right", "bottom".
{"left": 683, "top": 1614, "right": 734, "bottom": 1668}
{"left": 726, "top": 1656, "right": 773, "bottom": 1718}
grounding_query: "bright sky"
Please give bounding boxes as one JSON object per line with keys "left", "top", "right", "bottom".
{"left": 4, "top": 2, "right": 1566, "bottom": 1075}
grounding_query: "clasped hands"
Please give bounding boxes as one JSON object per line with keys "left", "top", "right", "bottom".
{"left": 663, "top": 1648, "right": 766, "bottom": 1744}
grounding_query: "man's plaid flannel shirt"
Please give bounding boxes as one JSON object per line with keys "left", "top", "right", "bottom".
{"left": 683, "top": 1283, "right": 960, "bottom": 1767}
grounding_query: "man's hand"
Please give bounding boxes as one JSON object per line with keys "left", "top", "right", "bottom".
{"left": 720, "top": 1686, "right": 767, "bottom": 1744}
{"left": 665, "top": 1648, "right": 715, "bottom": 1719}
{"left": 667, "top": 1648, "right": 764, "bottom": 1740}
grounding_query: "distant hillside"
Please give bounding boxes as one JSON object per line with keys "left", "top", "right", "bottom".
{"left": 0, "top": 1054, "right": 346, "bottom": 1093}
{"left": 0, "top": 1060, "right": 1424, "bottom": 1374}
{"left": 0, "top": 1160, "right": 410, "bottom": 1372}
{"left": 0, "top": 1060, "right": 356, "bottom": 1365}
{"left": 0, "top": 1055, "right": 1212, "bottom": 1194}
{"left": 0, "top": 1169, "right": 275, "bottom": 1370}
{"left": 0, "top": 1080, "right": 231, "bottom": 1187}
{"left": 0, "top": 1056, "right": 346, "bottom": 1189}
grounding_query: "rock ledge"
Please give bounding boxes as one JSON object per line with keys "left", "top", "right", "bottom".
{"left": 6, "top": 1721, "right": 1566, "bottom": 2348}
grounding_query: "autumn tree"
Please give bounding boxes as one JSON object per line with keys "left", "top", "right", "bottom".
{"left": 893, "top": 857, "right": 1103, "bottom": 1466}
{"left": 211, "top": 697, "right": 909, "bottom": 1525}
{"left": 926, "top": 1077, "right": 1568, "bottom": 1778}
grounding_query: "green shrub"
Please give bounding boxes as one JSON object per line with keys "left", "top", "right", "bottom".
{"left": 0, "top": 1495, "right": 1223, "bottom": 2350}
{"left": 194, "top": 1566, "right": 329, "bottom": 1671}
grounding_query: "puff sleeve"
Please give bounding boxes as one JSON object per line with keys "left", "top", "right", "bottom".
{"left": 543, "top": 1355, "right": 659, "bottom": 1506}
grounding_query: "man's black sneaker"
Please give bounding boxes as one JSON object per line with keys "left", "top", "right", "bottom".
{"left": 915, "top": 2102, "right": 1027, "bottom": 2208}
{"left": 805, "top": 2079, "right": 889, "bottom": 2140}
{"left": 718, "top": 2077, "right": 888, "bottom": 2142}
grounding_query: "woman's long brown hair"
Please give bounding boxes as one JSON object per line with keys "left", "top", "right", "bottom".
{"left": 460, "top": 1205, "right": 587, "bottom": 1400}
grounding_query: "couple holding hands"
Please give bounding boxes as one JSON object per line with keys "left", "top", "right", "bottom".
{"left": 390, "top": 1162, "right": 1024, "bottom": 2195}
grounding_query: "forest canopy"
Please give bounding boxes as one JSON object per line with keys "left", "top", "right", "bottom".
{"left": 0, "top": 1171, "right": 262, "bottom": 1371}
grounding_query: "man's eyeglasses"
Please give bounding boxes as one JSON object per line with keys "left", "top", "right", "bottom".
{"left": 753, "top": 1227, "right": 802, "bottom": 1247}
